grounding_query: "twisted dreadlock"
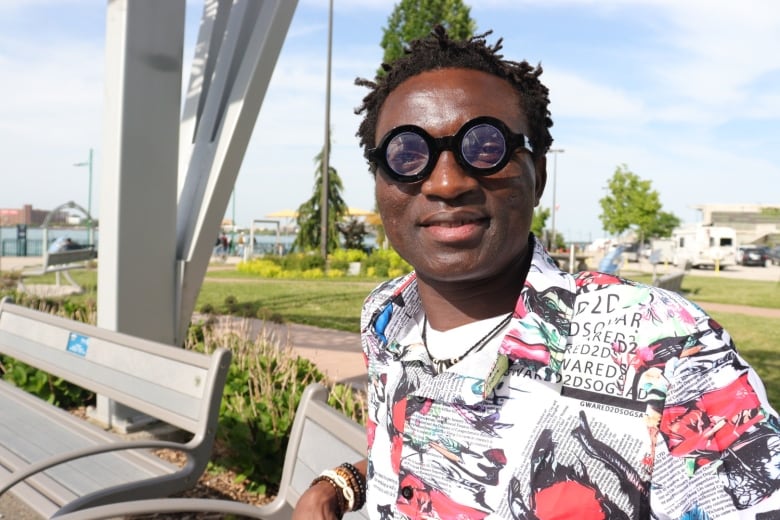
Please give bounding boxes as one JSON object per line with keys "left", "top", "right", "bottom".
{"left": 355, "top": 25, "right": 554, "bottom": 172}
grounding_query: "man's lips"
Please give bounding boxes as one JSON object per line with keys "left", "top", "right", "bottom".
{"left": 418, "top": 211, "right": 490, "bottom": 242}
{"left": 418, "top": 211, "right": 489, "bottom": 227}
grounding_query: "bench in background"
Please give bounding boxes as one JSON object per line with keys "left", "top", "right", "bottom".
{"left": 0, "top": 298, "right": 231, "bottom": 518}
{"left": 55, "top": 383, "right": 369, "bottom": 520}
{"left": 654, "top": 271, "right": 686, "bottom": 293}
{"left": 18, "top": 246, "right": 99, "bottom": 294}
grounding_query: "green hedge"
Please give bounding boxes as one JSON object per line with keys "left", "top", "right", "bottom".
{"left": 237, "top": 247, "right": 412, "bottom": 279}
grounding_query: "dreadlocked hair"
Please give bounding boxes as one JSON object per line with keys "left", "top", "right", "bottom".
{"left": 355, "top": 25, "right": 554, "bottom": 172}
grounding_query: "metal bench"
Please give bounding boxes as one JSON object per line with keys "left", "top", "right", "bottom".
{"left": 54, "top": 383, "right": 369, "bottom": 520}
{"left": 654, "top": 271, "right": 686, "bottom": 293}
{"left": 0, "top": 298, "right": 231, "bottom": 518}
{"left": 18, "top": 247, "right": 99, "bottom": 294}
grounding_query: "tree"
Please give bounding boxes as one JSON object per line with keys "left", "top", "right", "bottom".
{"left": 379, "top": 0, "right": 476, "bottom": 70}
{"left": 598, "top": 164, "right": 679, "bottom": 243}
{"left": 530, "top": 206, "right": 566, "bottom": 250}
{"left": 337, "top": 217, "right": 370, "bottom": 251}
{"left": 647, "top": 210, "right": 680, "bottom": 239}
{"left": 531, "top": 206, "right": 550, "bottom": 239}
{"left": 294, "top": 147, "right": 347, "bottom": 253}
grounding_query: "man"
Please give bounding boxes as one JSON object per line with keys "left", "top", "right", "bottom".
{"left": 295, "top": 26, "right": 780, "bottom": 519}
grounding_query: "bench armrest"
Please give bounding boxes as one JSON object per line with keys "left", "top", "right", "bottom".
{"left": 53, "top": 497, "right": 282, "bottom": 519}
{"left": 0, "top": 439, "right": 195, "bottom": 497}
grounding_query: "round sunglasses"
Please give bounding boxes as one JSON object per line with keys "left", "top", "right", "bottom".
{"left": 368, "top": 116, "right": 533, "bottom": 183}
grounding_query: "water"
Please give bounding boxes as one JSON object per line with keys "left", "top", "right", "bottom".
{"left": 0, "top": 226, "right": 377, "bottom": 257}
{"left": 0, "top": 226, "right": 299, "bottom": 257}
{"left": 0, "top": 226, "right": 95, "bottom": 256}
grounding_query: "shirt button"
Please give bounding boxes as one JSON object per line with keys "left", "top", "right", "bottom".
{"left": 401, "top": 486, "right": 414, "bottom": 499}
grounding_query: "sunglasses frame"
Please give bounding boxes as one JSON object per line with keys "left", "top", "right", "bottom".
{"left": 368, "top": 116, "right": 532, "bottom": 183}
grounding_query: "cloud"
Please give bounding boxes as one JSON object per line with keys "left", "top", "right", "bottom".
{"left": 644, "top": 2, "right": 780, "bottom": 109}
{"left": 543, "top": 69, "right": 647, "bottom": 122}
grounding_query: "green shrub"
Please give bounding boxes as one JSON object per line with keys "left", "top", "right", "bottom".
{"left": 0, "top": 355, "right": 94, "bottom": 408}
{"left": 0, "top": 294, "right": 96, "bottom": 408}
{"left": 233, "top": 247, "right": 411, "bottom": 279}
{"left": 280, "top": 252, "right": 325, "bottom": 272}
{"left": 328, "top": 382, "right": 367, "bottom": 425}
{"left": 237, "top": 259, "right": 283, "bottom": 277}
{"left": 186, "top": 319, "right": 366, "bottom": 495}
{"left": 328, "top": 248, "right": 367, "bottom": 271}
{"left": 364, "top": 247, "right": 412, "bottom": 278}
{"left": 188, "top": 319, "right": 328, "bottom": 494}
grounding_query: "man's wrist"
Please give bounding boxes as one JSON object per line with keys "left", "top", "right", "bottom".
{"left": 310, "top": 461, "right": 367, "bottom": 514}
{"left": 310, "top": 476, "right": 346, "bottom": 518}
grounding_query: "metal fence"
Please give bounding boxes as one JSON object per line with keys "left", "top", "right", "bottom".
{"left": 1, "top": 239, "right": 45, "bottom": 257}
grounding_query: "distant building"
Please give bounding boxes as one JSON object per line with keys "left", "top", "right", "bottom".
{"left": 691, "top": 204, "right": 780, "bottom": 245}
{"left": 0, "top": 204, "right": 69, "bottom": 227}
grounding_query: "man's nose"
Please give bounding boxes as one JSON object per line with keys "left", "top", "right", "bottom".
{"left": 420, "top": 151, "right": 479, "bottom": 199}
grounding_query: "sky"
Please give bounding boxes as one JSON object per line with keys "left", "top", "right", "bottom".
{"left": 1, "top": 0, "right": 779, "bottom": 243}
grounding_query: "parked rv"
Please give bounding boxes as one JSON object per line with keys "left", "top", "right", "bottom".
{"left": 671, "top": 225, "right": 737, "bottom": 269}
{"left": 648, "top": 238, "right": 675, "bottom": 264}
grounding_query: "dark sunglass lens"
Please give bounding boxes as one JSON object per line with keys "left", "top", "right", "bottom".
{"left": 385, "top": 132, "right": 430, "bottom": 177}
{"left": 461, "top": 124, "right": 506, "bottom": 169}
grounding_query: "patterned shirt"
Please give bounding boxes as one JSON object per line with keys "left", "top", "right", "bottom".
{"left": 360, "top": 238, "right": 780, "bottom": 519}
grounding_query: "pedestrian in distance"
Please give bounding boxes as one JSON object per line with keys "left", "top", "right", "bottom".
{"left": 293, "top": 26, "right": 780, "bottom": 519}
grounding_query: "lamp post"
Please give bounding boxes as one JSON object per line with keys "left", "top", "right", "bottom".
{"left": 548, "top": 148, "right": 564, "bottom": 250}
{"left": 319, "top": 0, "right": 334, "bottom": 261}
{"left": 73, "top": 148, "right": 94, "bottom": 245}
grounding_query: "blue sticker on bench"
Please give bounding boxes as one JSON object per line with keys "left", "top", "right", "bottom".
{"left": 67, "top": 333, "right": 89, "bottom": 357}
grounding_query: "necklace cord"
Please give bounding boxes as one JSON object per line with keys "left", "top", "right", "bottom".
{"left": 422, "top": 313, "right": 512, "bottom": 372}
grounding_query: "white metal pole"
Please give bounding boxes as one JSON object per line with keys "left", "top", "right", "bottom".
{"left": 319, "top": 0, "right": 333, "bottom": 260}
{"left": 548, "top": 148, "right": 564, "bottom": 249}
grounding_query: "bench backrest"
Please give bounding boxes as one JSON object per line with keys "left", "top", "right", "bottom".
{"left": 654, "top": 272, "right": 685, "bottom": 293}
{"left": 44, "top": 248, "right": 98, "bottom": 269}
{"left": 279, "top": 383, "right": 368, "bottom": 519}
{"left": 0, "top": 299, "right": 231, "bottom": 435}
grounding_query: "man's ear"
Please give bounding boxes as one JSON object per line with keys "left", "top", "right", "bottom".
{"left": 533, "top": 154, "right": 547, "bottom": 206}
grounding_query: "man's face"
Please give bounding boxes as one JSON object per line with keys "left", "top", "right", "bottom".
{"left": 374, "top": 68, "right": 546, "bottom": 283}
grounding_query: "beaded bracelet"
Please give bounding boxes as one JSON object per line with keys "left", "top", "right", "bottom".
{"left": 338, "top": 462, "right": 366, "bottom": 511}
{"left": 334, "top": 466, "right": 363, "bottom": 511}
{"left": 320, "top": 469, "right": 355, "bottom": 511}
{"left": 310, "top": 462, "right": 367, "bottom": 513}
{"left": 310, "top": 474, "right": 346, "bottom": 518}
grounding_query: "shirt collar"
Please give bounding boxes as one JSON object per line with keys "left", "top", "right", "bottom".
{"left": 368, "top": 236, "right": 577, "bottom": 404}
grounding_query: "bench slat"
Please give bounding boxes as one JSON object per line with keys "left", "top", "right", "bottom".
{"left": 0, "top": 382, "right": 177, "bottom": 517}
{"left": 0, "top": 329, "right": 205, "bottom": 433}
{"left": 0, "top": 306, "right": 221, "bottom": 433}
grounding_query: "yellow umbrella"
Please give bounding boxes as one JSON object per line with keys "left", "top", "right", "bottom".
{"left": 346, "top": 207, "right": 375, "bottom": 217}
{"left": 266, "top": 209, "right": 299, "bottom": 218}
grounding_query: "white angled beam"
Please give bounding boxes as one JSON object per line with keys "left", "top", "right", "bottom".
{"left": 97, "top": 0, "right": 298, "bottom": 356}
{"left": 175, "top": 0, "right": 298, "bottom": 344}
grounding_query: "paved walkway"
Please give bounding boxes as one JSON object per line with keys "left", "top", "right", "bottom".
{"left": 202, "top": 314, "right": 365, "bottom": 389}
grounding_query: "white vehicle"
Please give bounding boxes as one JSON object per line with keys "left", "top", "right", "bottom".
{"left": 648, "top": 238, "right": 675, "bottom": 264}
{"left": 671, "top": 224, "right": 737, "bottom": 269}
